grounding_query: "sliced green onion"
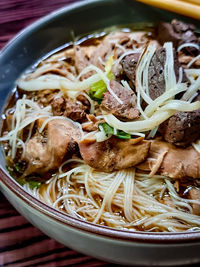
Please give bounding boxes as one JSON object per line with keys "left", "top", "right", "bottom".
{"left": 28, "top": 181, "right": 41, "bottom": 189}
{"left": 99, "top": 122, "right": 114, "bottom": 136}
{"left": 89, "top": 80, "right": 107, "bottom": 103}
{"left": 16, "top": 174, "right": 42, "bottom": 189}
{"left": 89, "top": 62, "right": 115, "bottom": 104}
{"left": 98, "top": 122, "right": 131, "bottom": 139}
{"left": 116, "top": 130, "right": 131, "bottom": 139}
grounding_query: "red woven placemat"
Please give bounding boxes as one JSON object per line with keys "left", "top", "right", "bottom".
{"left": 0, "top": 1, "right": 114, "bottom": 266}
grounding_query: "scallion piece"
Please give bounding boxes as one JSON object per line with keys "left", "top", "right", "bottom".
{"left": 89, "top": 80, "right": 107, "bottom": 103}
{"left": 99, "top": 122, "right": 114, "bottom": 136}
{"left": 28, "top": 181, "right": 41, "bottom": 189}
{"left": 98, "top": 122, "right": 131, "bottom": 140}
{"left": 116, "top": 130, "right": 131, "bottom": 139}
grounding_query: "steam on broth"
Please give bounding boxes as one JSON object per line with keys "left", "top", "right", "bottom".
{"left": 1, "top": 20, "right": 200, "bottom": 232}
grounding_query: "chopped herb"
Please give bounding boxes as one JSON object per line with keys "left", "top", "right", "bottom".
{"left": 99, "top": 122, "right": 114, "bottom": 136}
{"left": 107, "top": 72, "right": 115, "bottom": 80}
{"left": 7, "top": 166, "right": 14, "bottom": 173}
{"left": 89, "top": 80, "right": 107, "bottom": 103}
{"left": 116, "top": 130, "right": 131, "bottom": 139}
{"left": 13, "top": 162, "right": 26, "bottom": 173}
{"left": 98, "top": 122, "right": 131, "bottom": 140}
{"left": 28, "top": 181, "right": 41, "bottom": 189}
{"left": 16, "top": 177, "right": 26, "bottom": 186}
{"left": 89, "top": 55, "right": 115, "bottom": 104}
{"left": 15, "top": 174, "right": 43, "bottom": 189}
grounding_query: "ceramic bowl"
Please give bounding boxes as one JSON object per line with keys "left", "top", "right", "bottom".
{"left": 1, "top": 0, "right": 200, "bottom": 265}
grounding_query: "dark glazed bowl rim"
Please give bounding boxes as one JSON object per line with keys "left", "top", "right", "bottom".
{"left": 1, "top": 0, "right": 200, "bottom": 244}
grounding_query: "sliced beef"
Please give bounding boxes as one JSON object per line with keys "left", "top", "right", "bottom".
{"left": 159, "top": 109, "right": 200, "bottom": 146}
{"left": 52, "top": 95, "right": 89, "bottom": 122}
{"left": 188, "top": 188, "right": 200, "bottom": 215}
{"left": 24, "top": 119, "right": 81, "bottom": 175}
{"left": 74, "top": 45, "right": 90, "bottom": 75}
{"left": 148, "top": 48, "right": 186, "bottom": 100}
{"left": 138, "top": 140, "right": 200, "bottom": 179}
{"left": 79, "top": 136, "right": 150, "bottom": 172}
{"left": 148, "top": 48, "right": 166, "bottom": 100}
{"left": 121, "top": 53, "right": 140, "bottom": 85}
{"left": 157, "top": 20, "right": 199, "bottom": 55}
{"left": 101, "top": 79, "right": 139, "bottom": 120}
{"left": 90, "top": 38, "right": 113, "bottom": 70}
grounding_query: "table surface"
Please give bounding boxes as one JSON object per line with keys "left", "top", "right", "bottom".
{"left": 0, "top": 1, "right": 200, "bottom": 267}
{"left": 0, "top": 1, "right": 114, "bottom": 266}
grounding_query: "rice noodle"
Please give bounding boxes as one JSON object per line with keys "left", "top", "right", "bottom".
{"left": 24, "top": 163, "right": 200, "bottom": 232}
{"left": 177, "top": 43, "right": 199, "bottom": 52}
{"left": 163, "top": 42, "right": 177, "bottom": 91}
{"left": 187, "top": 55, "right": 200, "bottom": 68}
{"left": 103, "top": 99, "right": 200, "bottom": 133}
{"left": 18, "top": 73, "right": 102, "bottom": 92}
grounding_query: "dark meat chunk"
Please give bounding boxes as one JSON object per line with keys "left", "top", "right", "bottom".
{"left": 52, "top": 96, "right": 89, "bottom": 122}
{"left": 79, "top": 136, "right": 150, "bottom": 172}
{"left": 101, "top": 79, "right": 139, "bottom": 120}
{"left": 138, "top": 140, "right": 200, "bottom": 179}
{"left": 157, "top": 20, "right": 199, "bottom": 55}
{"left": 148, "top": 48, "right": 166, "bottom": 100}
{"left": 121, "top": 53, "right": 140, "bottom": 85}
{"left": 188, "top": 188, "right": 200, "bottom": 215}
{"left": 159, "top": 109, "right": 200, "bottom": 146}
{"left": 24, "top": 119, "right": 81, "bottom": 175}
{"left": 148, "top": 48, "right": 186, "bottom": 100}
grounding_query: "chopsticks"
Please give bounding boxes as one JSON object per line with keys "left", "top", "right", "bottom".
{"left": 136, "top": 0, "right": 200, "bottom": 20}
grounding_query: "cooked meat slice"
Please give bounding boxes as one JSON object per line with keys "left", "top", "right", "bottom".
{"left": 79, "top": 136, "right": 150, "bottom": 172}
{"left": 178, "top": 53, "right": 200, "bottom": 68}
{"left": 34, "top": 89, "right": 59, "bottom": 107}
{"left": 138, "top": 140, "right": 200, "bottom": 179}
{"left": 76, "top": 94, "right": 90, "bottom": 112}
{"left": 52, "top": 96, "right": 89, "bottom": 122}
{"left": 157, "top": 20, "right": 199, "bottom": 55}
{"left": 148, "top": 48, "right": 186, "bottom": 100}
{"left": 90, "top": 38, "right": 113, "bottom": 70}
{"left": 101, "top": 79, "right": 139, "bottom": 120}
{"left": 188, "top": 188, "right": 200, "bottom": 215}
{"left": 82, "top": 115, "right": 105, "bottom": 132}
{"left": 148, "top": 48, "right": 166, "bottom": 100}
{"left": 24, "top": 119, "right": 81, "bottom": 175}
{"left": 159, "top": 109, "right": 200, "bottom": 146}
{"left": 27, "top": 62, "right": 74, "bottom": 79}
{"left": 121, "top": 53, "right": 140, "bottom": 85}
{"left": 74, "top": 45, "right": 96, "bottom": 78}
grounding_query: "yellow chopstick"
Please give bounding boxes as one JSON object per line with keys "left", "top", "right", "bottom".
{"left": 136, "top": 0, "right": 200, "bottom": 20}
{"left": 180, "top": 0, "right": 200, "bottom": 5}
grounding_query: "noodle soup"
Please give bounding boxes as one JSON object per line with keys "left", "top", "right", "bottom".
{"left": 1, "top": 20, "right": 200, "bottom": 232}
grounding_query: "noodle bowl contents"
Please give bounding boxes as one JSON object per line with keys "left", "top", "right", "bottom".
{"left": 1, "top": 20, "right": 200, "bottom": 232}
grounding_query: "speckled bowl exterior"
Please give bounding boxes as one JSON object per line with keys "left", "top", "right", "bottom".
{"left": 0, "top": 0, "right": 200, "bottom": 266}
